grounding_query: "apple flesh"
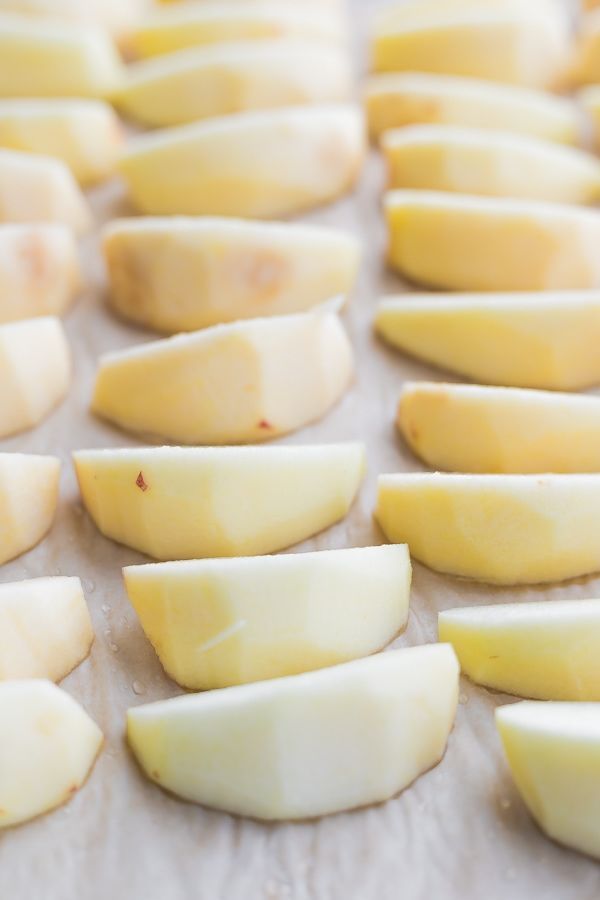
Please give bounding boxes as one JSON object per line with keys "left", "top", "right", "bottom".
{"left": 0, "top": 453, "right": 60, "bottom": 565}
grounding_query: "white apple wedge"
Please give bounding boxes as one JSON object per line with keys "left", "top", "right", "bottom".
{"left": 0, "top": 680, "right": 102, "bottom": 829}
{"left": 91, "top": 310, "right": 353, "bottom": 444}
{"left": 127, "top": 644, "right": 458, "bottom": 820}
{"left": 398, "top": 382, "right": 600, "bottom": 474}
{"left": 102, "top": 217, "right": 360, "bottom": 333}
{"left": 496, "top": 702, "right": 600, "bottom": 860}
{"left": 0, "top": 317, "right": 70, "bottom": 438}
{"left": 74, "top": 443, "right": 365, "bottom": 560}
{"left": 0, "top": 577, "right": 93, "bottom": 682}
{"left": 440, "top": 600, "right": 600, "bottom": 700}
{"left": 0, "top": 453, "right": 60, "bottom": 565}
{"left": 375, "top": 293, "right": 600, "bottom": 391}
{"left": 376, "top": 472, "right": 600, "bottom": 585}
{"left": 124, "top": 545, "right": 411, "bottom": 690}
{"left": 118, "top": 105, "right": 364, "bottom": 218}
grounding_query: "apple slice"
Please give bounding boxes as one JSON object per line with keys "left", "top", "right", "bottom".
{"left": 375, "top": 0, "right": 565, "bottom": 29}
{"left": 103, "top": 217, "right": 359, "bottom": 334}
{"left": 382, "top": 125, "right": 600, "bottom": 204}
{"left": 0, "top": 680, "right": 102, "bottom": 829}
{"left": 376, "top": 472, "right": 600, "bottom": 584}
{"left": 579, "top": 85, "right": 600, "bottom": 151}
{"left": 0, "top": 577, "right": 93, "bottom": 682}
{"left": 127, "top": 644, "right": 458, "bottom": 820}
{"left": 115, "top": 39, "right": 351, "bottom": 128}
{"left": 440, "top": 599, "right": 600, "bottom": 700}
{"left": 398, "top": 381, "right": 600, "bottom": 474}
{"left": 385, "top": 191, "right": 600, "bottom": 291}
{"left": 0, "top": 453, "right": 60, "bottom": 565}
{"left": 0, "top": 317, "right": 70, "bottom": 438}
{"left": 496, "top": 701, "right": 600, "bottom": 860}
{"left": 74, "top": 443, "right": 365, "bottom": 560}
{"left": 375, "top": 292, "right": 600, "bottom": 391}
{"left": 0, "top": 0, "right": 144, "bottom": 39}
{"left": 572, "top": 11, "right": 600, "bottom": 86}
{"left": 124, "top": 545, "right": 411, "bottom": 690}
{"left": 118, "top": 105, "right": 364, "bottom": 218}
{"left": 91, "top": 310, "right": 353, "bottom": 444}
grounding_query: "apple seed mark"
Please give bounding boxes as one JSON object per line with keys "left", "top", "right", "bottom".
{"left": 196, "top": 620, "right": 248, "bottom": 655}
{"left": 136, "top": 471, "right": 148, "bottom": 492}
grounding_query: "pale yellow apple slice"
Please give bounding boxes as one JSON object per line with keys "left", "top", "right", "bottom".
{"left": 0, "top": 577, "right": 93, "bottom": 682}
{"left": 92, "top": 310, "right": 353, "bottom": 444}
{"left": 119, "top": 105, "right": 364, "bottom": 218}
{"left": 382, "top": 125, "right": 600, "bottom": 205}
{"left": 124, "top": 545, "right": 411, "bottom": 690}
{"left": 0, "top": 14, "right": 123, "bottom": 98}
{"left": 496, "top": 701, "right": 600, "bottom": 860}
{"left": 398, "top": 381, "right": 600, "bottom": 474}
{"left": 375, "top": 292, "right": 600, "bottom": 391}
{"left": 127, "top": 644, "right": 458, "bottom": 820}
{"left": 74, "top": 443, "right": 365, "bottom": 560}
{"left": 365, "top": 73, "right": 580, "bottom": 143}
{"left": 385, "top": 191, "right": 600, "bottom": 291}
{"left": 0, "top": 99, "right": 122, "bottom": 186}
{"left": 115, "top": 39, "right": 351, "bottom": 128}
{"left": 103, "top": 217, "right": 359, "bottom": 333}
{"left": 0, "top": 453, "right": 60, "bottom": 565}
{"left": 0, "top": 680, "right": 102, "bottom": 829}
{"left": 440, "top": 600, "right": 600, "bottom": 700}
{"left": 376, "top": 472, "right": 600, "bottom": 584}
{"left": 0, "top": 317, "right": 70, "bottom": 438}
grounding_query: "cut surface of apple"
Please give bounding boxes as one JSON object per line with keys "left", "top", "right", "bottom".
{"left": 0, "top": 453, "right": 60, "bottom": 565}
{"left": 496, "top": 701, "right": 600, "bottom": 860}
{"left": 115, "top": 39, "right": 351, "bottom": 128}
{"left": 440, "top": 600, "right": 600, "bottom": 701}
{"left": 382, "top": 125, "right": 600, "bottom": 205}
{"left": 579, "top": 85, "right": 600, "bottom": 150}
{"left": 74, "top": 443, "right": 365, "bottom": 561}
{"left": 375, "top": 292, "right": 600, "bottom": 391}
{"left": 124, "top": 545, "right": 411, "bottom": 690}
{"left": 127, "top": 644, "right": 458, "bottom": 820}
{"left": 0, "top": 577, "right": 93, "bottom": 682}
{"left": 118, "top": 105, "right": 364, "bottom": 218}
{"left": 398, "top": 381, "right": 600, "bottom": 474}
{"left": 103, "top": 217, "right": 359, "bottom": 333}
{"left": 92, "top": 310, "right": 353, "bottom": 444}
{"left": 0, "top": 680, "right": 102, "bottom": 829}
{"left": 386, "top": 191, "right": 600, "bottom": 291}
{"left": 376, "top": 472, "right": 600, "bottom": 584}
{"left": 0, "top": 317, "right": 70, "bottom": 438}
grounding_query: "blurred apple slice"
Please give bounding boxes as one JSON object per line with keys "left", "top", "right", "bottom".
{"left": 0, "top": 453, "right": 60, "bottom": 565}
{"left": 0, "top": 0, "right": 145, "bottom": 39}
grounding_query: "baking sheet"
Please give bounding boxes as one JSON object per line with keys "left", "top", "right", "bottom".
{"left": 3, "top": 1, "right": 600, "bottom": 898}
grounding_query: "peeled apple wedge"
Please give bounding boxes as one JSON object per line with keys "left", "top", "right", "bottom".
{"left": 0, "top": 14, "right": 123, "bottom": 99}
{"left": 374, "top": 293, "right": 600, "bottom": 391}
{"left": 119, "top": 105, "right": 364, "bottom": 218}
{"left": 0, "top": 224, "right": 80, "bottom": 323}
{"left": 376, "top": 472, "right": 600, "bottom": 585}
{"left": 385, "top": 191, "right": 600, "bottom": 291}
{"left": 365, "top": 73, "right": 580, "bottom": 144}
{"left": 0, "top": 577, "right": 93, "bottom": 682}
{"left": 497, "top": 702, "right": 600, "bottom": 860}
{"left": 0, "top": 317, "right": 70, "bottom": 439}
{"left": 92, "top": 310, "right": 353, "bottom": 444}
{"left": 0, "top": 680, "right": 102, "bottom": 829}
{"left": 0, "top": 99, "right": 122, "bottom": 186}
{"left": 440, "top": 600, "right": 600, "bottom": 701}
{"left": 0, "top": 453, "right": 59, "bottom": 565}
{"left": 103, "top": 217, "right": 359, "bottom": 334}
{"left": 127, "top": 644, "right": 459, "bottom": 820}
{"left": 381, "top": 126, "right": 600, "bottom": 205}
{"left": 74, "top": 443, "right": 365, "bottom": 560}
{"left": 124, "top": 545, "right": 411, "bottom": 690}
{"left": 0, "top": 149, "right": 90, "bottom": 233}
{"left": 398, "top": 382, "right": 600, "bottom": 474}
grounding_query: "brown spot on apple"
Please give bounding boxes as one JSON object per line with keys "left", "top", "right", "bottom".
{"left": 152, "top": 770, "right": 160, "bottom": 780}
{"left": 136, "top": 471, "right": 149, "bottom": 492}
{"left": 17, "top": 229, "right": 49, "bottom": 283}
{"left": 258, "top": 419, "right": 272, "bottom": 430}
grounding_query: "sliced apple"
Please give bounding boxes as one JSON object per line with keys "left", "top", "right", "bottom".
{"left": 572, "top": 11, "right": 600, "bottom": 86}
{"left": 0, "top": 680, "right": 102, "bottom": 829}
{"left": 0, "top": 453, "right": 59, "bottom": 565}
{"left": 496, "top": 701, "right": 600, "bottom": 860}
{"left": 376, "top": 472, "right": 600, "bottom": 585}
{"left": 0, "top": 577, "right": 93, "bottom": 682}
{"left": 119, "top": 105, "right": 364, "bottom": 218}
{"left": 579, "top": 85, "right": 600, "bottom": 151}
{"left": 127, "top": 644, "right": 458, "bottom": 820}
{"left": 386, "top": 191, "right": 600, "bottom": 291}
{"left": 375, "top": 0, "right": 565, "bottom": 29}
{"left": 0, "top": 0, "right": 144, "bottom": 39}
{"left": 74, "top": 443, "right": 365, "bottom": 561}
